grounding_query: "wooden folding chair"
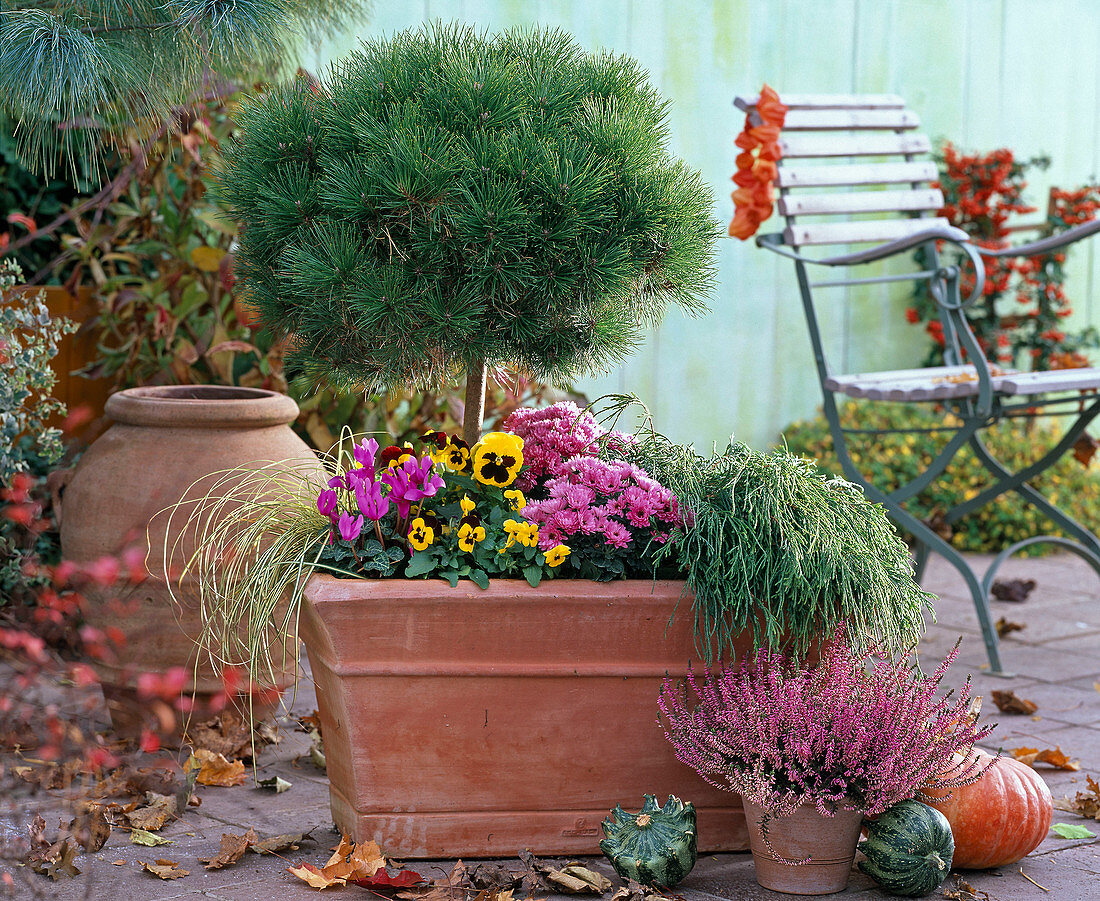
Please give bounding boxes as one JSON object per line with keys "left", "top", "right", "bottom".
{"left": 736, "top": 91, "right": 1100, "bottom": 674}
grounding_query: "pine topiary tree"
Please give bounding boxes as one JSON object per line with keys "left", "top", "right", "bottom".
{"left": 219, "top": 22, "right": 718, "bottom": 444}
{"left": 0, "top": 0, "right": 369, "bottom": 178}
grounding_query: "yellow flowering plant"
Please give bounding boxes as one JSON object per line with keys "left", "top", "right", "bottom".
{"left": 400, "top": 429, "right": 572, "bottom": 589}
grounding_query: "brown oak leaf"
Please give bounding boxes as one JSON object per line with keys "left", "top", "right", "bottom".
{"left": 187, "top": 713, "right": 254, "bottom": 759}
{"left": 251, "top": 832, "right": 307, "bottom": 855}
{"left": 126, "top": 792, "right": 177, "bottom": 831}
{"left": 185, "top": 749, "right": 246, "bottom": 786}
{"left": 141, "top": 859, "right": 189, "bottom": 880}
{"left": 992, "top": 689, "right": 1038, "bottom": 715}
{"left": 1055, "top": 774, "right": 1100, "bottom": 820}
{"left": 289, "top": 862, "right": 343, "bottom": 889}
{"left": 995, "top": 617, "right": 1025, "bottom": 638}
{"left": 1011, "top": 745, "right": 1080, "bottom": 771}
{"left": 69, "top": 804, "right": 111, "bottom": 852}
{"left": 1073, "top": 433, "right": 1099, "bottom": 467}
{"left": 202, "top": 828, "right": 257, "bottom": 869}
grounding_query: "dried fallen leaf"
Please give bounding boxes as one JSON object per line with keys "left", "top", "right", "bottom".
{"left": 257, "top": 775, "right": 291, "bottom": 793}
{"left": 544, "top": 865, "right": 612, "bottom": 894}
{"left": 322, "top": 836, "right": 386, "bottom": 883}
{"left": 202, "top": 828, "right": 257, "bottom": 870}
{"left": 69, "top": 803, "right": 111, "bottom": 853}
{"left": 126, "top": 792, "right": 177, "bottom": 831}
{"left": 1055, "top": 774, "right": 1100, "bottom": 820}
{"left": 354, "top": 867, "right": 429, "bottom": 889}
{"left": 141, "top": 859, "right": 188, "bottom": 880}
{"left": 185, "top": 748, "right": 246, "bottom": 787}
{"left": 943, "top": 874, "right": 992, "bottom": 900}
{"left": 131, "top": 828, "right": 173, "bottom": 846}
{"left": 398, "top": 860, "right": 470, "bottom": 901}
{"left": 187, "top": 713, "right": 254, "bottom": 759}
{"left": 468, "top": 862, "right": 524, "bottom": 892}
{"left": 289, "top": 861, "right": 343, "bottom": 889}
{"left": 28, "top": 839, "right": 81, "bottom": 881}
{"left": 993, "top": 689, "right": 1038, "bottom": 715}
{"left": 1073, "top": 432, "right": 1099, "bottom": 467}
{"left": 112, "top": 860, "right": 126, "bottom": 866}
{"left": 251, "top": 832, "right": 306, "bottom": 855}
{"left": 1011, "top": 745, "right": 1080, "bottom": 771}
{"left": 991, "top": 578, "right": 1036, "bottom": 602}
{"left": 995, "top": 616, "right": 1026, "bottom": 638}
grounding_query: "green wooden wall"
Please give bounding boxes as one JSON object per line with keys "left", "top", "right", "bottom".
{"left": 312, "top": 0, "right": 1100, "bottom": 450}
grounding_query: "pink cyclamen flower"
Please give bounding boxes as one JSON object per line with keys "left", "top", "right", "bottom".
{"left": 316, "top": 489, "right": 339, "bottom": 520}
{"left": 353, "top": 437, "right": 380, "bottom": 471}
{"left": 355, "top": 478, "right": 391, "bottom": 521}
{"left": 380, "top": 454, "right": 445, "bottom": 518}
{"left": 337, "top": 512, "right": 364, "bottom": 542}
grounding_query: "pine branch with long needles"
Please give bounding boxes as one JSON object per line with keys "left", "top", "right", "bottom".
{"left": 0, "top": 0, "right": 371, "bottom": 179}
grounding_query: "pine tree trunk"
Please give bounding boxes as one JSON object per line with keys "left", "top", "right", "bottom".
{"left": 463, "top": 360, "right": 487, "bottom": 447}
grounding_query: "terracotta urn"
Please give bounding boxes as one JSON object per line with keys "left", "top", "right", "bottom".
{"left": 300, "top": 574, "right": 753, "bottom": 858}
{"left": 741, "top": 798, "right": 863, "bottom": 895}
{"left": 58, "top": 385, "right": 324, "bottom": 735}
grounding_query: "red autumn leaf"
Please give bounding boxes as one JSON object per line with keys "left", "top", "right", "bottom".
{"left": 6, "top": 212, "right": 37, "bottom": 233}
{"left": 353, "top": 867, "right": 428, "bottom": 889}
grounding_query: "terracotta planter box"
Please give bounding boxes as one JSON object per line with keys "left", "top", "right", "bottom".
{"left": 301, "top": 575, "right": 751, "bottom": 858}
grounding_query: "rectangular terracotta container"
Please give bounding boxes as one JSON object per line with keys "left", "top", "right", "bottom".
{"left": 300, "top": 575, "right": 751, "bottom": 858}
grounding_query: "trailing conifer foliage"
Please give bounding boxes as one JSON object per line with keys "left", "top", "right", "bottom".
{"left": 218, "top": 22, "right": 717, "bottom": 442}
{"left": 0, "top": 0, "right": 369, "bottom": 178}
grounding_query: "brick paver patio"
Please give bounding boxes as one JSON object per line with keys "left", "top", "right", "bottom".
{"left": 9, "top": 553, "right": 1100, "bottom": 900}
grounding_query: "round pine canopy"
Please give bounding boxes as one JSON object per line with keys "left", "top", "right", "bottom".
{"left": 219, "top": 22, "right": 717, "bottom": 393}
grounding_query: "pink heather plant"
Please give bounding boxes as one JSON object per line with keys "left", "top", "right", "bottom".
{"left": 658, "top": 628, "right": 994, "bottom": 824}
{"left": 502, "top": 401, "right": 634, "bottom": 491}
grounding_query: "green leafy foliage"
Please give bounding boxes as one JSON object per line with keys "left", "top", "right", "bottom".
{"left": 629, "top": 426, "right": 929, "bottom": 659}
{"left": 0, "top": 0, "right": 370, "bottom": 179}
{"left": 781, "top": 402, "right": 1100, "bottom": 554}
{"left": 0, "top": 260, "right": 76, "bottom": 482}
{"left": 219, "top": 22, "right": 717, "bottom": 397}
{"left": 0, "top": 439, "right": 65, "bottom": 609}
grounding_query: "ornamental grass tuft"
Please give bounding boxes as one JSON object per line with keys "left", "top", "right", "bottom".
{"left": 630, "top": 428, "right": 931, "bottom": 660}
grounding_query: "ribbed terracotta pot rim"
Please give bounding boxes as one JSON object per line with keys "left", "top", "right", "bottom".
{"left": 105, "top": 385, "right": 299, "bottom": 430}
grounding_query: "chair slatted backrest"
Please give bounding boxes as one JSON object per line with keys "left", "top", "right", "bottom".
{"left": 734, "top": 92, "right": 946, "bottom": 249}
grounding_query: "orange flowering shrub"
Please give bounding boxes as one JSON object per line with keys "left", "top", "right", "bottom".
{"left": 907, "top": 144, "right": 1099, "bottom": 370}
{"left": 729, "top": 84, "right": 787, "bottom": 240}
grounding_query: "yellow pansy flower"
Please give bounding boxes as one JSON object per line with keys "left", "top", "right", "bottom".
{"left": 460, "top": 494, "right": 476, "bottom": 516}
{"left": 407, "top": 517, "right": 434, "bottom": 551}
{"left": 457, "top": 522, "right": 486, "bottom": 553}
{"left": 471, "top": 432, "right": 524, "bottom": 487}
{"left": 543, "top": 545, "right": 571, "bottom": 568}
{"left": 504, "top": 489, "right": 527, "bottom": 512}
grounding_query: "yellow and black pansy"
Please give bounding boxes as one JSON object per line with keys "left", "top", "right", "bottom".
{"left": 407, "top": 516, "right": 435, "bottom": 551}
{"left": 443, "top": 435, "right": 472, "bottom": 472}
{"left": 457, "top": 521, "right": 486, "bottom": 552}
{"left": 471, "top": 432, "right": 524, "bottom": 487}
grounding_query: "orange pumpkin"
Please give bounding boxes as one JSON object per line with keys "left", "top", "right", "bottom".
{"left": 923, "top": 748, "right": 1052, "bottom": 869}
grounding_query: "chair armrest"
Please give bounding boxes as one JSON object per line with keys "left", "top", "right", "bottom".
{"left": 979, "top": 217, "right": 1100, "bottom": 258}
{"left": 756, "top": 223, "right": 970, "bottom": 266}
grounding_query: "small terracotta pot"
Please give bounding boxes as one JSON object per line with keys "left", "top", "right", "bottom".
{"left": 741, "top": 798, "right": 863, "bottom": 895}
{"left": 59, "top": 385, "right": 324, "bottom": 736}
